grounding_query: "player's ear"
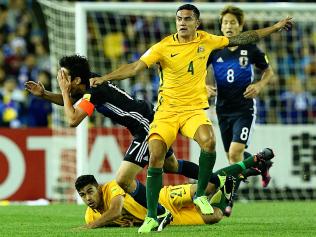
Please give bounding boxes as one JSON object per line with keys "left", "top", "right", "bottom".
{"left": 196, "top": 19, "right": 200, "bottom": 29}
{"left": 74, "top": 77, "right": 81, "bottom": 85}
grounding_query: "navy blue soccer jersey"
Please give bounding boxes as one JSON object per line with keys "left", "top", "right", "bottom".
{"left": 207, "top": 44, "right": 269, "bottom": 115}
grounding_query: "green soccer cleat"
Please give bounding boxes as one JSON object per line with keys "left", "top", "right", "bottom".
{"left": 217, "top": 175, "right": 227, "bottom": 189}
{"left": 193, "top": 195, "right": 214, "bottom": 215}
{"left": 138, "top": 217, "right": 159, "bottom": 233}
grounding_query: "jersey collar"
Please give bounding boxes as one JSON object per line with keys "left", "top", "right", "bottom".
{"left": 173, "top": 32, "right": 200, "bottom": 43}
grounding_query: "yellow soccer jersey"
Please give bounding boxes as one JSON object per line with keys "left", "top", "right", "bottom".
{"left": 85, "top": 180, "right": 146, "bottom": 226}
{"left": 140, "top": 30, "right": 229, "bottom": 111}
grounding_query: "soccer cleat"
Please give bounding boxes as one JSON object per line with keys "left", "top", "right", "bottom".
{"left": 138, "top": 217, "right": 159, "bottom": 233}
{"left": 157, "top": 210, "right": 173, "bottom": 232}
{"left": 220, "top": 175, "right": 235, "bottom": 200}
{"left": 221, "top": 176, "right": 236, "bottom": 217}
{"left": 193, "top": 195, "right": 214, "bottom": 215}
{"left": 261, "top": 160, "right": 273, "bottom": 188}
{"left": 217, "top": 175, "right": 227, "bottom": 189}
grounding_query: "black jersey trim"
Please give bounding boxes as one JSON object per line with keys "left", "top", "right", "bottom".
{"left": 105, "top": 102, "right": 150, "bottom": 132}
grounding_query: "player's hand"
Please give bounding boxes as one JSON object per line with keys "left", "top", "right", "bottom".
{"left": 57, "top": 68, "right": 72, "bottom": 94}
{"left": 24, "top": 81, "right": 45, "bottom": 97}
{"left": 274, "top": 16, "right": 293, "bottom": 32}
{"left": 120, "top": 220, "right": 134, "bottom": 227}
{"left": 90, "top": 76, "right": 106, "bottom": 87}
{"left": 243, "top": 84, "right": 261, "bottom": 99}
{"left": 206, "top": 85, "right": 217, "bottom": 98}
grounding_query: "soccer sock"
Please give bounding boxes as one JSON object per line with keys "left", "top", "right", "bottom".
{"left": 215, "top": 155, "right": 257, "bottom": 177}
{"left": 196, "top": 150, "right": 216, "bottom": 197}
{"left": 130, "top": 180, "right": 165, "bottom": 216}
{"left": 172, "top": 160, "right": 221, "bottom": 188}
{"left": 243, "top": 151, "right": 253, "bottom": 159}
{"left": 209, "top": 173, "right": 221, "bottom": 188}
{"left": 146, "top": 167, "right": 163, "bottom": 219}
{"left": 176, "top": 160, "right": 199, "bottom": 179}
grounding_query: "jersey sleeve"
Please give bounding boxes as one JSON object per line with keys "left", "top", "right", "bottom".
{"left": 105, "top": 181, "right": 126, "bottom": 201}
{"left": 252, "top": 45, "right": 269, "bottom": 70}
{"left": 208, "top": 34, "right": 229, "bottom": 50}
{"left": 140, "top": 43, "right": 162, "bottom": 67}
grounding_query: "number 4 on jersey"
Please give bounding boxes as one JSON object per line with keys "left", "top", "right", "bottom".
{"left": 188, "top": 61, "right": 194, "bottom": 75}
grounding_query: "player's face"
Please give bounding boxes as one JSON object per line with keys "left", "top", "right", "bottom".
{"left": 59, "top": 67, "right": 81, "bottom": 95}
{"left": 176, "top": 10, "right": 199, "bottom": 38}
{"left": 78, "top": 184, "right": 102, "bottom": 210}
{"left": 221, "top": 13, "right": 243, "bottom": 37}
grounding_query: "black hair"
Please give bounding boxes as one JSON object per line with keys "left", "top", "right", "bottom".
{"left": 176, "top": 4, "right": 200, "bottom": 20}
{"left": 59, "top": 55, "right": 91, "bottom": 88}
{"left": 75, "top": 175, "right": 98, "bottom": 191}
{"left": 219, "top": 5, "right": 244, "bottom": 26}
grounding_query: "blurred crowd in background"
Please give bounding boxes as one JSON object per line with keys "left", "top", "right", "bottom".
{"left": 0, "top": 0, "right": 315, "bottom": 128}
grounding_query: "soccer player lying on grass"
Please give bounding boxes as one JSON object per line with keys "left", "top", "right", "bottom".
{"left": 75, "top": 148, "right": 274, "bottom": 230}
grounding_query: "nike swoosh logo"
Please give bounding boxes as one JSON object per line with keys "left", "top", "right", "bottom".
{"left": 171, "top": 53, "right": 179, "bottom": 57}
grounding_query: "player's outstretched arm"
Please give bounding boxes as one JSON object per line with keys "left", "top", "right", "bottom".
{"left": 84, "top": 195, "right": 124, "bottom": 229}
{"left": 90, "top": 60, "right": 147, "bottom": 87}
{"left": 24, "top": 81, "right": 64, "bottom": 106}
{"left": 227, "top": 16, "right": 293, "bottom": 47}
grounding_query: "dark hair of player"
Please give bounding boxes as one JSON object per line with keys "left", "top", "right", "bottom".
{"left": 75, "top": 175, "right": 98, "bottom": 191}
{"left": 177, "top": 4, "right": 200, "bottom": 20}
{"left": 219, "top": 5, "right": 244, "bottom": 26}
{"left": 59, "top": 54, "right": 91, "bottom": 88}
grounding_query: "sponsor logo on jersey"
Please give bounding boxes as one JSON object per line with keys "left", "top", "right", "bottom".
{"left": 171, "top": 53, "right": 180, "bottom": 57}
{"left": 216, "top": 57, "right": 224, "bottom": 63}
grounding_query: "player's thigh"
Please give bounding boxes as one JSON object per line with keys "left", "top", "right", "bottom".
{"left": 180, "top": 110, "right": 212, "bottom": 139}
{"left": 116, "top": 161, "right": 143, "bottom": 182}
{"left": 149, "top": 110, "right": 179, "bottom": 149}
{"left": 232, "top": 114, "right": 255, "bottom": 145}
{"left": 228, "top": 142, "right": 246, "bottom": 163}
{"left": 218, "top": 115, "right": 233, "bottom": 152}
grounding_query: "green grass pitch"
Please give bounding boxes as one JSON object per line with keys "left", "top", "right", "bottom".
{"left": 0, "top": 201, "right": 315, "bottom": 237}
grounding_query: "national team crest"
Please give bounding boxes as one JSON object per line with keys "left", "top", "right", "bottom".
{"left": 239, "top": 56, "right": 249, "bottom": 67}
{"left": 198, "top": 46, "right": 205, "bottom": 53}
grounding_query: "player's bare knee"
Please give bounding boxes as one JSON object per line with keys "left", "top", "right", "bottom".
{"left": 229, "top": 150, "right": 243, "bottom": 163}
{"left": 149, "top": 150, "right": 166, "bottom": 167}
{"left": 200, "top": 138, "right": 216, "bottom": 152}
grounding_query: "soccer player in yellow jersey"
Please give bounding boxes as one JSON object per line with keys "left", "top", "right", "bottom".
{"left": 76, "top": 175, "right": 224, "bottom": 229}
{"left": 90, "top": 4, "right": 292, "bottom": 233}
{"left": 77, "top": 148, "right": 274, "bottom": 230}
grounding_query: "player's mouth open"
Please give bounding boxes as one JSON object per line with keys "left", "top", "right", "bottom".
{"left": 88, "top": 202, "right": 96, "bottom": 208}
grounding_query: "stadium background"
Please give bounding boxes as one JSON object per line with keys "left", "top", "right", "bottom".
{"left": 0, "top": 0, "right": 315, "bottom": 206}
